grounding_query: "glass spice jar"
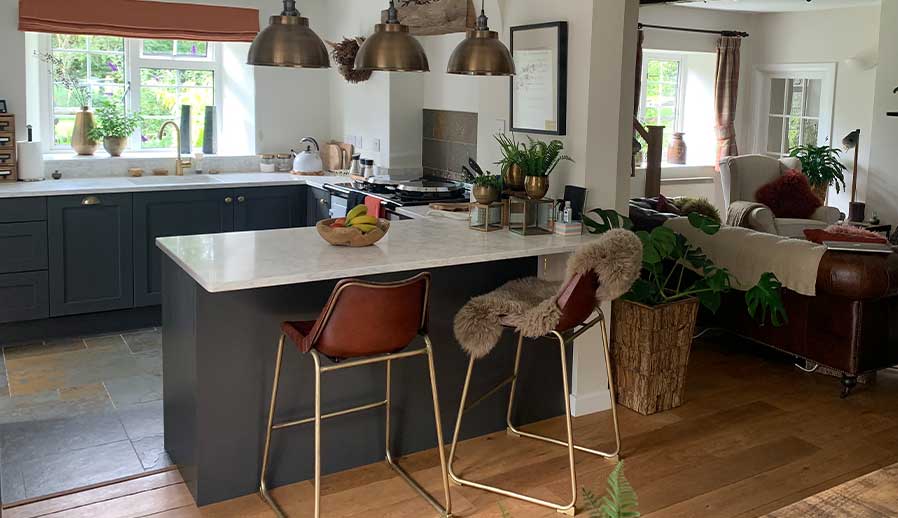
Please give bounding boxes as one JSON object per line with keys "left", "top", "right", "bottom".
{"left": 260, "top": 154, "right": 276, "bottom": 172}
{"left": 276, "top": 154, "right": 293, "bottom": 173}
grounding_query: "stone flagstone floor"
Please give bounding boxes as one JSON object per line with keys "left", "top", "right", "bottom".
{"left": 0, "top": 328, "right": 168, "bottom": 504}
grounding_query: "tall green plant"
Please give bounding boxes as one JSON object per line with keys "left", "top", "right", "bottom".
{"left": 495, "top": 132, "right": 525, "bottom": 176}
{"left": 788, "top": 144, "right": 848, "bottom": 193}
{"left": 87, "top": 101, "right": 143, "bottom": 140}
{"left": 583, "top": 209, "right": 787, "bottom": 326}
{"left": 517, "top": 137, "right": 573, "bottom": 177}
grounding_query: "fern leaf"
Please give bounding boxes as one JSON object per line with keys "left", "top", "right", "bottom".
{"left": 599, "top": 462, "right": 640, "bottom": 518}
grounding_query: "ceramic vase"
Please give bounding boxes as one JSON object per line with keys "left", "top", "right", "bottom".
{"left": 103, "top": 136, "right": 128, "bottom": 157}
{"left": 72, "top": 107, "right": 98, "bottom": 156}
{"left": 667, "top": 132, "right": 687, "bottom": 165}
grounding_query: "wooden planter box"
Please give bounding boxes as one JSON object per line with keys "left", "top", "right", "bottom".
{"left": 610, "top": 297, "right": 699, "bottom": 415}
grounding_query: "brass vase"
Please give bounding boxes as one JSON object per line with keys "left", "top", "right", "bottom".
{"left": 72, "top": 107, "right": 98, "bottom": 156}
{"left": 524, "top": 176, "right": 549, "bottom": 200}
{"left": 103, "top": 136, "right": 128, "bottom": 157}
{"left": 503, "top": 164, "right": 525, "bottom": 191}
{"left": 472, "top": 185, "right": 499, "bottom": 204}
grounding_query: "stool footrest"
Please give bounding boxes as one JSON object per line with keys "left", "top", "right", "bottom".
{"left": 507, "top": 425, "right": 619, "bottom": 459}
{"left": 272, "top": 400, "right": 388, "bottom": 430}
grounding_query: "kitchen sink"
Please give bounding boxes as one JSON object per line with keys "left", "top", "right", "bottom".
{"left": 128, "top": 175, "right": 222, "bottom": 185}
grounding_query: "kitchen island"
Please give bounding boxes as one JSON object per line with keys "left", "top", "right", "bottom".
{"left": 157, "top": 217, "right": 602, "bottom": 506}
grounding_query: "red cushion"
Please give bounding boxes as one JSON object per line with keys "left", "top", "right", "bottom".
{"left": 755, "top": 171, "right": 822, "bottom": 219}
{"left": 804, "top": 225, "right": 889, "bottom": 244}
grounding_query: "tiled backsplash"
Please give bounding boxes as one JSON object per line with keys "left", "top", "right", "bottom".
{"left": 422, "top": 109, "right": 477, "bottom": 182}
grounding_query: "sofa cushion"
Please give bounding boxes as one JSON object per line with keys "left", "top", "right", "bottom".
{"left": 755, "top": 171, "right": 822, "bottom": 219}
{"left": 805, "top": 226, "right": 889, "bottom": 245}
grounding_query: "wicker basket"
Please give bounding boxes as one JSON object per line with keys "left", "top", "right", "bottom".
{"left": 316, "top": 218, "right": 390, "bottom": 247}
{"left": 610, "top": 298, "right": 699, "bottom": 415}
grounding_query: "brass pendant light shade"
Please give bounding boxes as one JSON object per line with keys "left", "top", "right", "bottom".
{"left": 354, "top": 1, "right": 430, "bottom": 72}
{"left": 248, "top": 0, "right": 330, "bottom": 68}
{"left": 447, "top": 2, "right": 515, "bottom": 76}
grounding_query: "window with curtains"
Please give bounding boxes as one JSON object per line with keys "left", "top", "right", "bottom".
{"left": 638, "top": 53, "right": 686, "bottom": 162}
{"left": 43, "top": 34, "right": 221, "bottom": 153}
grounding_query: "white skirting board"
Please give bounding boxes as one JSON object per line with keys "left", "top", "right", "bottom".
{"left": 570, "top": 388, "right": 613, "bottom": 417}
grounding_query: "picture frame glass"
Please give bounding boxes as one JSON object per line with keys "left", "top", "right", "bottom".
{"left": 510, "top": 23, "right": 568, "bottom": 135}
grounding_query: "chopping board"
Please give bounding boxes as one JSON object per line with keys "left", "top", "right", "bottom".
{"left": 322, "top": 142, "right": 353, "bottom": 172}
{"left": 429, "top": 202, "right": 470, "bottom": 212}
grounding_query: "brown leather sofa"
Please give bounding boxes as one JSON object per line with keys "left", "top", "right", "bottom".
{"left": 718, "top": 250, "right": 898, "bottom": 397}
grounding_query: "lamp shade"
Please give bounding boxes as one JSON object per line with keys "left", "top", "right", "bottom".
{"left": 248, "top": 14, "right": 330, "bottom": 68}
{"left": 447, "top": 29, "right": 515, "bottom": 76}
{"left": 354, "top": 23, "right": 429, "bottom": 72}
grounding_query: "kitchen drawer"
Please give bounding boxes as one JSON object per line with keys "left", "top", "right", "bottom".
{"left": 0, "top": 197, "right": 46, "bottom": 223}
{"left": 0, "top": 222, "right": 48, "bottom": 274}
{"left": 0, "top": 150, "right": 14, "bottom": 166}
{"left": 0, "top": 116, "right": 13, "bottom": 133}
{"left": 0, "top": 271, "right": 49, "bottom": 324}
{"left": 0, "top": 132, "right": 13, "bottom": 150}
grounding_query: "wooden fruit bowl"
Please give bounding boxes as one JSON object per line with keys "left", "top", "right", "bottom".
{"left": 316, "top": 218, "right": 390, "bottom": 247}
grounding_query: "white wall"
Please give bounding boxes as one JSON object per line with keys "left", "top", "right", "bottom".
{"left": 1, "top": 0, "right": 29, "bottom": 137}
{"left": 867, "top": 0, "right": 898, "bottom": 226}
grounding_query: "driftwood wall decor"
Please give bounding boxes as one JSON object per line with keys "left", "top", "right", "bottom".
{"left": 382, "top": 0, "right": 476, "bottom": 36}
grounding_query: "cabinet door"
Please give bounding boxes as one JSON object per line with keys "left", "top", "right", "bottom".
{"left": 48, "top": 193, "right": 133, "bottom": 316}
{"left": 0, "top": 271, "right": 49, "bottom": 324}
{"left": 133, "top": 189, "right": 236, "bottom": 307}
{"left": 0, "top": 222, "right": 48, "bottom": 274}
{"left": 235, "top": 186, "right": 304, "bottom": 232}
{"left": 307, "top": 186, "right": 331, "bottom": 225}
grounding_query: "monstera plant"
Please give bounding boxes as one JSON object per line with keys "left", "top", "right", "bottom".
{"left": 583, "top": 210, "right": 786, "bottom": 415}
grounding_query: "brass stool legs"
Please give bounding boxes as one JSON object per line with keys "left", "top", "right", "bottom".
{"left": 448, "top": 312, "right": 621, "bottom": 516}
{"left": 259, "top": 335, "right": 453, "bottom": 518}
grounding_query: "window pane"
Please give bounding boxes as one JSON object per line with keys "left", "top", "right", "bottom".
{"left": 90, "top": 36, "right": 125, "bottom": 52}
{"left": 141, "top": 68, "right": 179, "bottom": 86}
{"left": 53, "top": 53, "right": 88, "bottom": 82}
{"left": 179, "top": 70, "right": 213, "bottom": 87}
{"left": 53, "top": 116, "right": 75, "bottom": 147}
{"left": 769, "top": 79, "right": 786, "bottom": 114}
{"left": 176, "top": 41, "right": 208, "bottom": 57}
{"left": 141, "top": 87, "right": 178, "bottom": 116}
{"left": 140, "top": 119, "right": 175, "bottom": 149}
{"left": 787, "top": 117, "right": 801, "bottom": 149}
{"left": 144, "top": 39, "right": 174, "bottom": 56}
{"left": 53, "top": 35, "right": 86, "bottom": 50}
{"left": 788, "top": 80, "right": 803, "bottom": 117}
{"left": 767, "top": 116, "right": 784, "bottom": 154}
{"left": 646, "top": 61, "right": 661, "bottom": 82}
{"left": 802, "top": 118, "right": 819, "bottom": 146}
{"left": 92, "top": 85, "right": 126, "bottom": 106}
{"left": 805, "top": 79, "right": 822, "bottom": 118}
{"left": 662, "top": 61, "right": 679, "bottom": 81}
{"left": 54, "top": 84, "right": 83, "bottom": 111}
{"left": 90, "top": 54, "right": 125, "bottom": 83}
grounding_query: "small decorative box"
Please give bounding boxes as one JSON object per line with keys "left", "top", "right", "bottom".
{"left": 508, "top": 196, "right": 555, "bottom": 236}
{"left": 469, "top": 201, "right": 506, "bottom": 232}
{"left": 554, "top": 221, "right": 583, "bottom": 236}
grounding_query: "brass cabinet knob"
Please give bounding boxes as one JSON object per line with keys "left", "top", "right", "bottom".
{"left": 319, "top": 198, "right": 328, "bottom": 206}
{"left": 81, "top": 195, "right": 101, "bottom": 206}
{"left": 237, "top": 195, "right": 246, "bottom": 204}
{"left": 224, "top": 196, "right": 233, "bottom": 204}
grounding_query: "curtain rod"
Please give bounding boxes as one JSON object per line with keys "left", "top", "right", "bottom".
{"left": 638, "top": 23, "right": 749, "bottom": 38}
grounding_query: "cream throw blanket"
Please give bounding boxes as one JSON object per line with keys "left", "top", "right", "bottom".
{"left": 665, "top": 218, "right": 826, "bottom": 296}
{"left": 727, "top": 201, "right": 768, "bottom": 228}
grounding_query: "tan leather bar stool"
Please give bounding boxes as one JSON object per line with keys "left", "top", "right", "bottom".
{"left": 259, "top": 273, "right": 453, "bottom": 518}
{"left": 448, "top": 271, "right": 622, "bottom": 516}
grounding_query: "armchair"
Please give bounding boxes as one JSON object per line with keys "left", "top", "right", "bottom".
{"left": 720, "top": 154, "right": 841, "bottom": 238}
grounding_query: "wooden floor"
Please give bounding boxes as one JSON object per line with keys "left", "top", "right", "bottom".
{"left": 5, "top": 335, "right": 898, "bottom": 518}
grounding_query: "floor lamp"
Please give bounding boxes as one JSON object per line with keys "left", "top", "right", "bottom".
{"left": 843, "top": 129, "right": 865, "bottom": 222}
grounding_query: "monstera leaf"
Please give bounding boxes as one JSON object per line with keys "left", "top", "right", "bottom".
{"left": 746, "top": 272, "right": 788, "bottom": 326}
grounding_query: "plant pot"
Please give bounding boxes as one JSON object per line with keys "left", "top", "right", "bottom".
{"left": 524, "top": 176, "right": 549, "bottom": 200}
{"left": 504, "top": 164, "right": 525, "bottom": 191}
{"left": 472, "top": 185, "right": 499, "bottom": 205}
{"left": 103, "top": 136, "right": 128, "bottom": 157}
{"left": 811, "top": 183, "right": 828, "bottom": 204}
{"left": 72, "top": 107, "right": 98, "bottom": 156}
{"left": 610, "top": 297, "right": 699, "bottom": 416}
{"left": 667, "top": 132, "right": 687, "bottom": 165}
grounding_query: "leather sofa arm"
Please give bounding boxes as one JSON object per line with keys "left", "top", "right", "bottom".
{"left": 817, "top": 251, "right": 898, "bottom": 300}
{"left": 811, "top": 206, "right": 841, "bottom": 225}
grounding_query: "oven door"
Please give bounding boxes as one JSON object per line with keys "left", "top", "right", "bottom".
{"left": 329, "top": 194, "right": 348, "bottom": 219}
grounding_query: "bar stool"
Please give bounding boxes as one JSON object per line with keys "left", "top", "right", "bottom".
{"left": 259, "top": 273, "right": 452, "bottom": 518}
{"left": 448, "top": 271, "right": 622, "bottom": 516}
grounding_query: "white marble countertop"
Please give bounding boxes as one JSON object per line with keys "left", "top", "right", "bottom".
{"left": 0, "top": 173, "right": 347, "bottom": 199}
{"left": 157, "top": 218, "right": 595, "bottom": 293}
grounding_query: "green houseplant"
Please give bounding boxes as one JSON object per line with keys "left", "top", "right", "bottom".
{"left": 36, "top": 51, "right": 96, "bottom": 155}
{"left": 463, "top": 166, "right": 503, "bottom": 205}
{"left": 788, "top": 144, "right": 848, "bottom": 202}
{"left": 88, "top": 101, "right": 142, "bottom": 157}
{"left": 583, "top": 210, "right": 786, "bottom": 415}
{"left": 517, "top": 136, "right": 573, "bottom": 199}
{"left": 495, "top": 132, "right": 525, "bottom": 191}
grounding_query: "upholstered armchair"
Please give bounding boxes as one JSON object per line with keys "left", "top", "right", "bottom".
{"left": 719, "top": 154, "right": 841, "bottom": 238}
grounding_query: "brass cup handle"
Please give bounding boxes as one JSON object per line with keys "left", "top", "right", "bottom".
{"left": 237, "top": 195, "right": 246, "bottom": 204}
{"left": 224, "top": 196, "right": 233, "bottom": 204}
{"left": 81, "top": 196, "right": 101, "bottom": 206}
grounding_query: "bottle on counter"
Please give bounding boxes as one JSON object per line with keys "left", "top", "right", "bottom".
{"left": 276, "top": 153, "right": 293, "bottom": 172}
{"left": 194, "top": 152, "right": 205, "bottom": 174}
{"left": 562, "top": 201, "right": 573, "bottom": 224}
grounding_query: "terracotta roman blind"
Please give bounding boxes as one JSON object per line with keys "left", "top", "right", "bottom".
{"left": 18, "top": 0, "right": 260, "bottom": 43}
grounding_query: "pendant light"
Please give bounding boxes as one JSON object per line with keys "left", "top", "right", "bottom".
{"left": 354, "top": 1, "right": 430, "bottom": 72}
{"left": 248, "top": 0, "right": 330, "bottom": 68}
{"left": 447, "top": 0, "right": 515, "bottom": 76}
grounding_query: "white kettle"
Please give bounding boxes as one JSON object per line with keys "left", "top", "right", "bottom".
{"left": 292, "top": 137, "right": 323, "bottom": 175}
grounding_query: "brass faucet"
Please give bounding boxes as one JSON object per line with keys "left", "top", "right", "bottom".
{"left": 158, "top": 121, "right": 193, "bottom": 176}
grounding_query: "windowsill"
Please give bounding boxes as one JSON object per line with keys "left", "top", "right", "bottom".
{"left": 636, "top": 162, "right": 717, "bottom": 170}
{"left": 43, "top": 151, "right": 256, "bottom": 161}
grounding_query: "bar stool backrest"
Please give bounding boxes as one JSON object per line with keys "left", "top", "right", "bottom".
{"left": 554, "top": 271, "right": 600, "bottom": 332}
{"left": 307, "top": 272, "right": 431, "bottom": 359}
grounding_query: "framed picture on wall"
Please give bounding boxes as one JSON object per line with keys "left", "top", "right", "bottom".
{"left": 510, "top": 22, "right": 568, "bottom": 136}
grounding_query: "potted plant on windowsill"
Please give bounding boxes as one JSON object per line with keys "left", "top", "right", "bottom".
{"left": 584, "top": 210, "right": 787, "bottom": 415}
{"left": 36, "top": 51, "right": 96, "bottom": 155}
{"left": 788, "top": 143, "right": 847, "bottom": 203}
{"left": 88, "top": 101, "right": 142, "bottom": 157}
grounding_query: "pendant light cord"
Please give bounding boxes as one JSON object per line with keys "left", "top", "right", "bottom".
{"left": 386, "top": 0, "right": 400, "bottom": 24}
{"left": 476, "top": 0, "right": 489, "bottom": 30}
{"left": 281, "top": 0, "right": 299, "bottom": 16}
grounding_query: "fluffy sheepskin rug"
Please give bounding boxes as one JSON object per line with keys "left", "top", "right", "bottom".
{"left": 454, "top": 229, "right": 643, "bottom": 359}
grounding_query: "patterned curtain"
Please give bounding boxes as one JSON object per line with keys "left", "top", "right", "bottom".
{"left": 714, "top": 36, "right": 742, "bottom": 170}
{"left": 632, "top": 29, "right": 645, "bottom": 176}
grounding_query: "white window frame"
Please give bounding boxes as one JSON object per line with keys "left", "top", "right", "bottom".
{"left": 38, "top": 34, "right": 223, "bottom": 155}
{"left": 751, "top": 63, "right": 836, "bottom": 158}
{"left": 639, "top": 51, "right": 688, "bottom": 134}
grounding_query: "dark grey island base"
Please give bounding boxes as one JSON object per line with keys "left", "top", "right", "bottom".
{"left": 161, "top": 255, "right": 572, "bottom": 506}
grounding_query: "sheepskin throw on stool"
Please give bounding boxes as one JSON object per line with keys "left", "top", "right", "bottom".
{"left": 454, "top": 229, "right": 643, "bottom": 359}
